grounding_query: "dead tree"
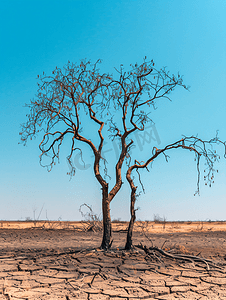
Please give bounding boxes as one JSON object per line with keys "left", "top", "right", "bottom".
{"left": 20, "top": 58, "right": 187, "bottom": 250}
{"left": 124, "top": 135, "right": 226, "bottom": 250}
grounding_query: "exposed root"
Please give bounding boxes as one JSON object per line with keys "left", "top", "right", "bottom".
{"left": 135, "top": 243, "right": 225, "bottom": 271}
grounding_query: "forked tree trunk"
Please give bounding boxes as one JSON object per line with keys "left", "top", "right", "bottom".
{"left": 125, "top": 186, "right": 137, "bottom": 250}
{"left": 100, "top": 185, "right": 112, "bottom": 250}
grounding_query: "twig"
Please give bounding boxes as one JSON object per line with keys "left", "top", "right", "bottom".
{"left": 161, "top": 240, "right": 169, "bottom": 250}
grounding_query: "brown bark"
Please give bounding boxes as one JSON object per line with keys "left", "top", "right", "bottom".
{"left": 100, "top": 135, "right": 133, "bottom": 249}
{"left": 124, "top": 166, "right": 137, "bottom": 250}
{"left": 109, "top": 135, "right": 133, "bottom": 202}
{"left": 100, "top": 184, "right": 112, "bottom": 249}
{"left": 125, "top": 185, "right": 137, "bottom": 250}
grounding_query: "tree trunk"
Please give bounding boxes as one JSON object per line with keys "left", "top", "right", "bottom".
{"left": 100, "top": 185, "right": 112, "bottom": 250}
{"left": 125, "top": 186, "right": 137, "bottom": 250}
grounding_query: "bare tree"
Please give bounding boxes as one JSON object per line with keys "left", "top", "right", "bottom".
{"left": 125, "top": 134, "right": 226, "bottom": 250}
{"left": 20, "top": 58, "right": 187, "bottom": 249}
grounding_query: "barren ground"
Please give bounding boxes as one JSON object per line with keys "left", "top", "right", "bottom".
{"left": 0, "top": 221, "right": 226, "bottom": 299}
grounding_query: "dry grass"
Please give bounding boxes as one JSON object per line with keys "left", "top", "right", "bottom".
{"left": 1, "top": 220, "right": 226, "bottom": 233}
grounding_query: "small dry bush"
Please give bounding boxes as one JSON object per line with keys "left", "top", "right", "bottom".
{"left": 79, "top": 203, "right": 102, "bottom": 232}
{"left": 153, "top": 214, "right": 167, "bottom": 223}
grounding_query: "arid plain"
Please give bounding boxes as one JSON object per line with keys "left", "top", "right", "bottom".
{"left": 1, "top": 221, "right": 226, "bottom": 299}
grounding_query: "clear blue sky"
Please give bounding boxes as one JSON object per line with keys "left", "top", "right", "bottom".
{"left": 1, "top": 0, "right": 226, "bottom": 221}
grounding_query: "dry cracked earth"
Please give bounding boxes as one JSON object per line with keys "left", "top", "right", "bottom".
{"left": 1, "top": 223, "right": 226, "bottom": 299}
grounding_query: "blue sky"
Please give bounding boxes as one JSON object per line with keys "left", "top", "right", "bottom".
{"left": 1, "top": 0, "right": 226, "bottom": 221}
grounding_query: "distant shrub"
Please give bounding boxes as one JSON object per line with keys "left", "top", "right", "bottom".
{"left": 153, "top": 214, "right": 166, "bottom": 223}
{"left": 112, "top": 218, "right": 121, "bottom": 223}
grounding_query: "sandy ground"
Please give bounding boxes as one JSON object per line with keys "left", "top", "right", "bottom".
{"left": 0, "top": 221, "right": 226, "bottom": 299}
